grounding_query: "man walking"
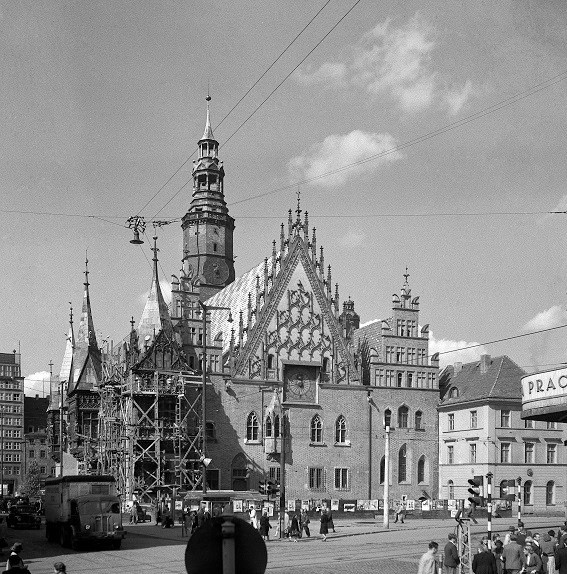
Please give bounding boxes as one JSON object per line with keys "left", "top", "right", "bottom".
{"left": 502, "top": 534, "right": 524, "bottom": 574}
{"left": 393, "top": 500, "right": 406, "bottom": 524}
{"left": 418, "top": 541, "right": 439, "bottom": 574}
{"left": 444, "top": 533, "right": 460, "bottom": 574}
{"left": 555, "top": 538, "right": 567, "bottom": 574}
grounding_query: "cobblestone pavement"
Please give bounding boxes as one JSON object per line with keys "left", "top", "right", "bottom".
{"left": 10, "top": 515, "right": 565, "bottom": 574}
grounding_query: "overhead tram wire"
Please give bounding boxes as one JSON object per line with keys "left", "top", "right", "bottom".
{"left": 429, "top": 323, "right": 567, "bottom": 359}
{"left": 134, "top": 0, "right": 333, "bottom": 218}
{"left": 150, "top": 66, "right": 567, "bottom": 215}
{"left": 151, "top": 0, "right": 364, "bottom": 218}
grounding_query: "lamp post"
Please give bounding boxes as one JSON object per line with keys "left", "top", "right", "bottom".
{"left": 198, "top": 301, "right": 232, "bottom": 495}
{"left": 383, "top": 413, "right": 391, "bottom": 529}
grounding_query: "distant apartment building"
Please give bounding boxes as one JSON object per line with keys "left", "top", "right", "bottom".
{"left": 438, "top": 355, "right": 567, "bottom": 513}
{"left": 0, "top": 352, "right": 24, "bottom": 495}
{"left": 23, "top": 396, "right": 53, "bottom": 485}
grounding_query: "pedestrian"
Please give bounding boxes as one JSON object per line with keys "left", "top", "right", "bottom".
{"left": 418, "top": 541, "right": 439, "bottom": 574}
{"left": 555, "top": 537, "right": 567, "bottom": 574}
{"left": 492, "top": 539, "right": 504, "bottom": 574}
{"left": 522, "top": 543, "right": 543, "bottom": 574}
{"left": 327, "top": 509, "right": 336, "bottom": 533}
{"left": 53, "top": 563, "right": 66, "bottom": 573}
{"left": 531, "top": 533, "right": 542, "bottom": 558}
{"left": 472, "top": 542, "right": 497, "bottom": 574}
{"left": 161, "top": 505, "right": 172, "bottom": 528}
{"left": 288, "top": 513, "right": 300, "bottom": 542}
{"left": 129, "top": 503, "right": 137, "bottom": 524}
{"left": 249, "top": 505, "right": 258, "bottom": 529}
{"left": 393, "top": 500, "right": 406, "bottom": 524}
{"left": 502, "top": 534, "right": 524, "bottom": 574}
{"left": 319, "top": 508, "right": 329, "bottom": 542}
{"left": 259, "top": 510, "right": 271, "bottom": 541}
{"left": 299, "top": 509, "right": 310, "bottom": 538}
{"left": 443, "top": 533, "right": 460, "bottom": 574}
{"left": 504, "top": 526, "right": 516, "bottom": 546}
{"left": 541, "top": 530, "right": 555, "bottom": 574}
{"left": 5, "top": 543, "right": 25, "bottom": 572}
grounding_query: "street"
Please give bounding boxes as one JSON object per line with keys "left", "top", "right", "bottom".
{"left": 10, "top": 515, "right": 564, "bottom": 574}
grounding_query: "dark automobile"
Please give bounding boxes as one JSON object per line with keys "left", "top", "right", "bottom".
{"left": 7, "top": 505, "right": 42, "bottom": 529}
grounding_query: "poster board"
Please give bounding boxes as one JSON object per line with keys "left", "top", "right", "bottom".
{"left": 233, "top": 500, "right": 243, "bottom": 513}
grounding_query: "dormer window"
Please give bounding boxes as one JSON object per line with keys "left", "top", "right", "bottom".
{"left": 450, "top": 387, "right": 459, "bottom": 398}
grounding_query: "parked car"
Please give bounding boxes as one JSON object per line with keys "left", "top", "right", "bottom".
{"left": 7, "top": 505, "right": 42, "bottom": 529}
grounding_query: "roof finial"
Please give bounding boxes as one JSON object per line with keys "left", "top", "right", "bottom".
{"left": 403, "top": 266, "right": 410, "bottom": 286}
{"left": 69, "top": 302, "right": 74, "bottom": 326}
{"left": 152, "top": 235, "right": 159, "bottom": 277}
{"left": 296, "top": 187, "right": 302, "bottom": 222}
{"left": 84, "top": 251, "right": 89, "bottom": 288}
{"left": 202, "top": 91, "right": 214, "bottom": 140}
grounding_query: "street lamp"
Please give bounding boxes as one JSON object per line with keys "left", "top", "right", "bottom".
{"left": 383, "top": 409, "right": 391, "bottom": 529}
{"left": 197, "top": 301, "right": 232, "bottom": 495}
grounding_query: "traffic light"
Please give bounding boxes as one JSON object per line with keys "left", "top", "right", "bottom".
{"left": 501, "top": 479, "right": 516, "bottom": 501}
{"left": 268, "top": 482, "right": 280, "bottom": 497}
{"left": 259, "top": 481, "right": 267, "bottom": 495}
{"left": 467, "top": 476, "right": 484, "bottom": 516}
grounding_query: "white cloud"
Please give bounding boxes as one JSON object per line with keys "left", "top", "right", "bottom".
{"left": 339, "top": 230, "right": 365, "bottom": 248}
{"left": 24, "top": 370, "right": 51, "bottom": 398}
{"left": 428, "top": 330, "right": 488, "bottom": 369}
{"left": 296, "top": 13, "right": 474, "bottom": 115}
{"left": 523, "top": 305, "right": 567, "bottom": 332}
{"left": 288, "top": 129, "right": 402, "bottom": 187}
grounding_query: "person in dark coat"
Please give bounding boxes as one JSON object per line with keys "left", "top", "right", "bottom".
{"left": 443, "top": 533, "right": 460, "bottom": 574}
{"left": 288, "top": 514, "right": 300, "bottom": 542}
{"left": 319, "top": 509, "right": 329, "bottom": 541}
{"left": 259, "top": 510, "right": 271, "bottom": 541}
{"left": 555, "top": 539, "right": 567, "bottom": 574}
{"left": 299, "top": 509, "right": 310, "bottom": 538}
{"left": 492, "top": 539, "right": 504, "bottom": 574}
{"left": 502, "top": 534, "right": 524, "bottom": 574}
{"left": 472, "top": 543, "right": 497, "bottom": 574}
{"left": 327, "top": 509, "right": 336, "bottom": 533}
{"left": 522, "top": 544, "right": 543, "bottom": 574}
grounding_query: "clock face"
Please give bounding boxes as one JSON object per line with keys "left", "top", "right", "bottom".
{"left": 203, "top": 258, "right": 229, "bottom": 285}
{"left": 284, "top": 366, "right": 317, "bottom": 403}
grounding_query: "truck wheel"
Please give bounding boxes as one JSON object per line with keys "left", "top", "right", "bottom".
{"left": 111, "top": 540, "right": 122, "bottom": 550}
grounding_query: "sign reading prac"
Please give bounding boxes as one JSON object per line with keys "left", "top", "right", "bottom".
{"left": 521, "top": 367, "right": 567, "bottom": 408}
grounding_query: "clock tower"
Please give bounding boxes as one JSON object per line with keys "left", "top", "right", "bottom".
{"left": 181, "top": 96, "right": 235, "bottom": 301}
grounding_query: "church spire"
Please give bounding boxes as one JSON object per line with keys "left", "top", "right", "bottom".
{"left": 76, "top": 256, "right": 98, "bottom": 350}
{"left": 59, "top": 303, "right": 75, "bottom": 382}
{"left": 138, "top": 235, "right": 173, "bottom": 348}
{"left": 202, "top": 94, "right": 214, "bottom": 141}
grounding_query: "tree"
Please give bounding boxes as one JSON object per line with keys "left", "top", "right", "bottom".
{"left": 22, "top": 460, "right": 42, "bottom": 498}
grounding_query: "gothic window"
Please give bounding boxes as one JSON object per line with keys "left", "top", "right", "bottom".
{"left": 448, "top": 480, "right": 455, "bottom": 499}
{"left": 415, "top": 411, "right": 423, "bottom": 430}
{"left": 398, "top": 406, "right": 409, "bottom": 428}
{"left": 335, "top": 416, "right": 347, "bottom": 444}
{"left": 273, "top": 415, "right": 280, "bottom": 438}
{"left": 398, "top": 444, "right": 407, "bottom": 483}
{"left": 379, "top": 456, "right": 385, "bottom": 484}
{"left": 417, "top": 455, "right": 426, "bottom": 484}
{"left": 246, "top": 412, "right": 259, "bottom": 441}
{"left": 397, "top": 372, "right": 404, "bottom": 387}
{"left": 265, "top": 415, "right": 273, "bottom": 438}
{"left": 384, "top": 409, "right": 392, "bottom": 428}
{"left": 231, "top": 453, "right": 249, "bottom": 491}
{"left": 407, "top": 372, "right": 413, "bottom": 387}
{"left": 523, "top": 480, "right": 533, "bottom": 505}
{"left": 310, "top": 415, "right": 323, "bottom": 443}
{"left": 267, "top": 354, "right": 275, "bottom": 370}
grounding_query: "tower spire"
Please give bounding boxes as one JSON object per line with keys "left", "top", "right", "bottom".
{"left": 77, "top": 256, "right": 97, "bottom": 350}
{"left": 202, "top": 93, "right": 214, "bottom": 141}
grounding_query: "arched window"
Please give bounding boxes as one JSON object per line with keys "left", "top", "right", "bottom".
{"left": 246, "top": 412, "right": 259, "bottom": 441}
{"left": 398, "top": 406, "right": 409, "bottom": 428}
{"left": 450, "top": 388, "right": 459, "bottom": 398}
{"left": 415, "top": 411, "right": 423, "bottom": 430}
{"left": 380, "top": 456, "right": 385, "bottom": 484}
{"left": 448, "top": 480, "right": 455, "bottom": 499}
{"left": 310, "top": 415, "right": 323, "bottom": 443}
{"left": 231, "top": 453, "right": 249, "bottom": 491}
{"left": 265, "top": 415, "right": 273, "bottom": 437}
{"left": 397, "top": 372, "right": 403, "bottom": 387}
{"left": 417, "top": 455, "right": 426, "bottom": 484}
{"left": 322, "top": 357, "right": 329, "bottom": 372}
{"left": 335, "top": 416, "right": 347, "bottom": 443}
{"left": 267, "top": 354, "right": 274, "bottom": 370}
{"left": 398, "top": 444, "right": 407, "bottom": 483}
{"left": 546, "top": 481, "right": 555, "bottom": 505}
{"left": 407, "top": 372, "right": 413, "bottom": 387}
{"left": 274, "top": 415, "right": 280, "bottom": 438}
{"left": 523, "top": 480, "right": 533, "bottom": 505}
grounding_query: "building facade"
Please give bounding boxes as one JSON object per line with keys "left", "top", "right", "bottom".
{"left": 0, "top": 351, "right": 24, "bottom": 495}
{"left": 439, "top": 355, "right": 567, "bottom": 513}
{"left": 23, "top": 396, "right": 54, "bottom": 486}
{"left": 50, "top": 100, "right": 440, "bottom": 508}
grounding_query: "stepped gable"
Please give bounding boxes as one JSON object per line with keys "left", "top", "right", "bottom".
{"left": 440, "top": 355, "right": 526, "bottom": 404}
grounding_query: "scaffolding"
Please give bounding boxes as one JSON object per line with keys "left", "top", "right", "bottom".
{"left": 97, "top": 344, "right": 204, "bottom": 503}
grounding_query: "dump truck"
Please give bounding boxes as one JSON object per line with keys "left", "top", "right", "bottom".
{"left": 45, "top": 475, "right": 126, "bottom": 549}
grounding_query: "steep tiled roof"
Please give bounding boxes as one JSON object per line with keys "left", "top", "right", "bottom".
{"left": 439, "top": 355, "right": 525, "bottom": 406}
{"left": 353, "top": 319, "right": 382, "bottom": 356}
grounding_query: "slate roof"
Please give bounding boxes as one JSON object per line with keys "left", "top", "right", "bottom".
{"left": 352, "top": 319, "right": 382, "bottom": 356}
{"left": 439, "top": 355, "right": 526, "bottom": 407}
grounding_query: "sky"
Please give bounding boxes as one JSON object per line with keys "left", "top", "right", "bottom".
{"left": 1, "top": 1, "right": 567, "bottom": 397}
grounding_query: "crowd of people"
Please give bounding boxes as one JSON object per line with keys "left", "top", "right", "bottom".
{"left": 418, "top": 521, "right": 567, "bottom": 574}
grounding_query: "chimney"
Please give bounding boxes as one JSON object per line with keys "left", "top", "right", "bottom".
{"left": 454, "top": 362, "right": 462, "bottom": 374}
{"left": 480, "top": 354, "right": 491, "bottom": 374}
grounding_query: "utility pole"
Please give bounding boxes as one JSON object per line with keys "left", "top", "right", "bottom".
{"left": 486, "top": 472, "right": 493, "bottom": 543}
{"left": 517, "top": 477, "right": 522, "bottom": 527}
{"left": 383, "top": 410, "right": 391, "bottom": 529}
{"left": 279, "top": 392, "right": 286, "bottom": 539}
